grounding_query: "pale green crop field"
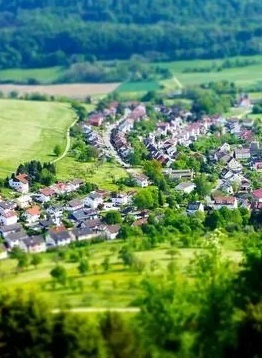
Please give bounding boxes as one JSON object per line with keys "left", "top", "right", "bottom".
{"left": 0, "top": 99, "right": 75, "bottom": 176}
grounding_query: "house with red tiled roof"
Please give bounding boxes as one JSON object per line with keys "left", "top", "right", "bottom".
{"left": 23, "top": 206, "right": 41, "bottom": 223}
{"left": 252, "top": 189, "right": 262, "bottom": 203}
{"left": 9, "top": 173, "right": 29, "bottom": 193}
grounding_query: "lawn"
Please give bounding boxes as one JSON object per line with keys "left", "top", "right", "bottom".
{"left": 0, "top": 99, "right": 75, "bottom": 176}
{"left": 0, "top": 241, "right": 242, "bottom": 309}
{"left": 0, "top": 67, "right": 64, "bottom": 84}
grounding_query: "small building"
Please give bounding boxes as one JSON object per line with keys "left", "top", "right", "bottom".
{"left": 84, "top": 192, "right": 104, "bottom": 209}
{"left": 175, "top": 182, "right": 196, "bottom": 194}
{"left": 38, "top": 187, "right": 56, "bottom": 202}
{"left": 24, "top": 206, "right": 41, "bottom": 223}
{"left": 186, "top": 202, "right": 204, "bottom": 215}
{"left": 133, "top": 174, "right": 149, "bottom": 188}
{"left": 234, "top": 148, "right": 251, "bottom": 161}
{"left": 0, "top": 223, "right": 24, "bottom": 239}
{"left": 22, "top": 236, "right": 46, "bottom": 253}
{"left": 9, "top": 173, "right": 29, "bottom": 193}
{"left": 0, "top": 211, "right": 18, "bottom": 226}
{"left": 213, "top": 196, "right": 238, "bottom": 210}
{"left": 16, "top": 195, "right": 32, "bottom": 209}
{"left": 105, "top": 225, "right": 120, "bottom": 240}
{"left": 66, "top": 199, "right": 84, "bottom": 212}
{"left": 111, "top": 193, "right": 130, "bottom": 206}
{"left": 252, "top": 189, "right": 262, "bottom": 203}
{"left": 72, "top": 227, "right": 98, "bottom": 241}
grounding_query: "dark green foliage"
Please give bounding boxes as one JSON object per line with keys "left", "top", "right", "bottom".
{"left": 13, "top": 160, "right": 56, "bottom": 186}
{"left": 104, "top": 211, "right": 122, "bottom": 225}
{"left": 0, "top": 1, "right": 261, "bottom": 69}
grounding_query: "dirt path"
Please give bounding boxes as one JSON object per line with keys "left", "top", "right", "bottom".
{"left": 52, "top": 307, "right": 140, "bottom": 314}
{"left": 51, "top": 119, "right": 77, "bottom": 164}
{"left": 173, "top": 76, "right": 183, "bottom": 89}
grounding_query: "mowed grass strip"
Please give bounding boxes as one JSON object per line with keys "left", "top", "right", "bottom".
{"left": 0, "top": 99, "right": 75, "bottom": 175}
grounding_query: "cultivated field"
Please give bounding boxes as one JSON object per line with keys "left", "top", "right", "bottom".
{"left": 116, "top": 80, "right": 161, "bottom": 93}
{"left": 0, "top": 99, "right": 75, "bottom": 176}
{"left": 0, "top": 83, "right": 120, "bottom": 100}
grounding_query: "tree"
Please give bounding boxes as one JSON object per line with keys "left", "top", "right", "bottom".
{"left": 133, "top": 188, "right": 158, "bottom": 210}
{"left": 194, "top": 174, "right": 212, "bottom": 197}
{"left": 16, "top": 252, "right": 29, "bottom": 272}
{"left": 119, "top": 246, "right": 134, "bottom": 267}
{"left": 50, "top": 265, "right": 67, "bottom": 286}
{"left": 101, "top": 256, "right": 110, "bottom": 272}
{"left": 31, "top": 254, "right": 42, "bottom": 269}
{"left": 104, "top": 210, "right": 122, "bottom": 225}
{"left": 54, "top": 144, "right": 62, "bottom": 157}
{"left": 77, "top": 258, "right": 89, "bottom": 276}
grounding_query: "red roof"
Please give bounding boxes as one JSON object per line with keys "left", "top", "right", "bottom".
{"left": 26, "top": 206, "right": 41, "bottom": 216}
{"left": 16, "top": 173, "right": 29, "bottom": 184}
{"left": 252, "top": 189, "right": 262, "bottom": 199}
{"left": 40, "top": 187, "right": 56, "bottom": 197}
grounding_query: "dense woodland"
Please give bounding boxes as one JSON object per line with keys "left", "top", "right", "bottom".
{"left": 0, "top": 0, "right": 261, "bottom": 69}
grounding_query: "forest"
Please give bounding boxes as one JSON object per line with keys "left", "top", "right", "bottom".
{"left": 0, "top": 0, "right": 261, "bottom": 69}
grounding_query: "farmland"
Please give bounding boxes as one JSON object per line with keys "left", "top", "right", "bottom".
{"left": 0, "top": 99, "right": 75, "bottom": 176}
{"left": 0, "top": 241, "right": 242, "bottom": 309}
{"left": 0, "top": 83, "right": 120, "bottom": 100}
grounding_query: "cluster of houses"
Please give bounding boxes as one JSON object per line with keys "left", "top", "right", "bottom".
{"left": 0, "top": 169, "right": 151, "bottom": 259}
{"left": 110, "top": 104, "right": 147, "bottom": 161}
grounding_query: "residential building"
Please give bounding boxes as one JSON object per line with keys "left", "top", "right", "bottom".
{"left": 186, "top": 202, "right": 204, "bottom": 215}
{"left": 0, "top": 211, "right": 18, "bottom": 226}
{"left": 23, "top": 206, "right": 41, "bottom": 223}
{"left": 133, "top": 174, "right": 149, "bottom": 188}
{"left": 105, "top": 225, "right": 120, "bottom": 240}
{"left": 9, "top": 173, "right": 29, "bottom": 193}
{"left": 213, "top": 196, "right": 238, "bottom": 210}
{"left": 175, "top": 182, "right": 196, "bottom": 194}
{"left": 84, "top": 192, "right": 104, "bottom": 209}
{"left": 22, "top": 236, "right": 46, "bottom": 253}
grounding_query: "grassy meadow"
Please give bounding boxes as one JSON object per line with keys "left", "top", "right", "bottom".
{"left": 0, "top": 99, "right": 75, "bottom": 176}
{"left": 0, "top": 66, "right": 63, "bottom": 83}
{"left": 0, "top": 241, "right": 242, "bottom": 309}
{"left": 56, "top": 157, "right": 128, "bottom": 191}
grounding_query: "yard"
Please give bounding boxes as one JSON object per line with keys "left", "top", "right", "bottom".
{"left": 0, "top": 99, "right": 75, "bottom": 176}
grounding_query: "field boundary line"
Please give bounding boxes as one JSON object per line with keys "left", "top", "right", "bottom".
{"left": 51, "top": 118, "right": 77, "bottom": 164}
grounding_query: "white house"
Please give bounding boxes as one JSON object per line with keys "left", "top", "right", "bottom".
{"left": 84, "top": 192, "right": 104, "bottom": 209}
{"left": 133, "top": 174, "right": 149, "bottom": 188}
{"left": 66, "top": 199, "right": 84, "bottom": 212}
{"left": 175, "top": 182, "right": 196, "bottom": 194}
{"left": 9, "top": 173, "right": 29, "bottom": 193}
{"left": 186, "top": 202, "right": 204, "bottom": 215}
{"left": 0, "top": 245, "right": 8, "bottom": 260}
{"left": 0, "top": 211, "right": 18, "bottom": 226}
{"left": 21, "top": 236, "right": 46, "bottom": 254}
{"left": 16, "top": 195, "right": 32, "bottom": 209}
{"left": 111, "top": 193, "right": 130, "bottom": 206}
{"left": 234, "top": 148, "right": 251, "bottom": 161}
{"left": 105, "top": 225, "right": 120, "bottom": 240}
{"left": 23, "top": 206, "right": 41, "bottom": 223}
{"left": 38, "top": 187, "right": 56, "bottom": 202}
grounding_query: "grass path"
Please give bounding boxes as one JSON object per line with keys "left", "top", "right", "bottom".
{"left": 51, "top": 118, "right": 77, "bottom": 164}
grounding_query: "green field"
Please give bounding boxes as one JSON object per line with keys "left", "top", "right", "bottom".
{"left": 56, "top": 157, "right": 128, "bottom": 191}
{"left": 0, "top": 99, "right": 75, "bottom": 176}
{"left": 156, "top": 55, "right": 262, "bottom": 88}
{"left": 116, "top": 80, "right": 161, "bottom": 93}
{"left": 0, "top": 241, "right": 242, "bottom": 309}
{"left": 0, "top": 66, "right": 63, "bottom": 84}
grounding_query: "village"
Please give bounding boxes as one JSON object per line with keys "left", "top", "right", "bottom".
{"left": 0, "top": 97, "right": 261, "bottom": 260}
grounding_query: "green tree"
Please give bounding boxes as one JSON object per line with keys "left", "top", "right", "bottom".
{"left": 54, "top": 144, "right": 62, "bottom": 157}
{"left": 77, "top": 258, "right": 89, "bottom": 276}
{"left": 101, "top": 256, "right": 110, "bottom": 272}
{"left": 16, "top": 252, "right": 30, "bottom": 272}
{"left": 31, "top": 254, "right": 42, "bottom": 269}
{"left": 119, "top": 246, "right": 134, "bottom": 267}
{"left": 50, "top": 265, "right": 67, "bottom": 286}
{"left": 104, "top": 210, "right": 122, "bottom": 225}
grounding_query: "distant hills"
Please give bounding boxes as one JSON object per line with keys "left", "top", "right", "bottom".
{"left": 0, "top": 0, "right": 261, "bottom": 69}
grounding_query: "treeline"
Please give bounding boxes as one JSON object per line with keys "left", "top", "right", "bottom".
{"left": 0, "top": 0, "right": 261, "bottom": 68}
{"left": 182, "top": 58, "right": 260, "bottom": 73}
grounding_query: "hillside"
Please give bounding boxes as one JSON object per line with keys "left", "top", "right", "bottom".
{"left": 0, "top": 99, "right": 75, "bottom": 175}
{"left": 0, "top": 0, "right": 261, "bottom": 69}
